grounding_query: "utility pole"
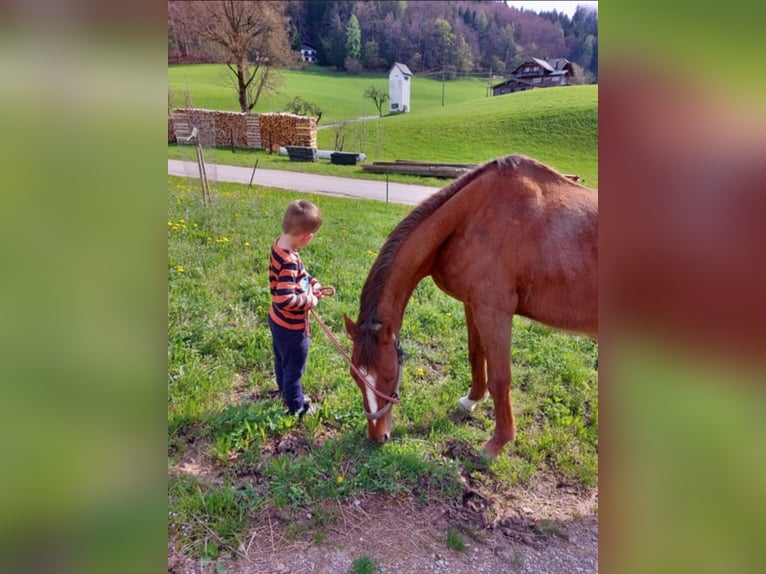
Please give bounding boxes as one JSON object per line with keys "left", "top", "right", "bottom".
{"left": 441, "top": 64, "right": 445, "bottom": 107}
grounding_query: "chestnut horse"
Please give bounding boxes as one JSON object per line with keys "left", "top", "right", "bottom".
{"left": 343, "top": 154, "right": 597, "bottom": 458}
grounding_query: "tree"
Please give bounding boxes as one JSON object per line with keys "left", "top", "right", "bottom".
{"left": 363, "top": 85, "right": 389, "bottom": 118}
{"left": 346, "top": 14, "right": 361, "bottom": 61}
{"left": 183, "top": 1, "right": 294, "bottom": 112}
{"left": 284, "top": 96, "right": 323, "bottom": 124}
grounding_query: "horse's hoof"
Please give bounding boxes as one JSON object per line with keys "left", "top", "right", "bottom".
{"left": 458, "top": 393, "right": 489, "bottom": 415}
{"left": 457, "top": 396, "right": 479, "bottom": 414}
{"left": 479, "top": 447, "right": 497, "bottom": 462}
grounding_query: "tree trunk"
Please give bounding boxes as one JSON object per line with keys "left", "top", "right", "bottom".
{"left": 237, "top": 64, "right": 248, "bottom": 113}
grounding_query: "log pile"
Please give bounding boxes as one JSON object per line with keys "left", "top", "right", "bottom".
{"left": 168, "top": 109, "right": 316, "bottom": 150}
{"left": 259, "top": 113, "right": 316, "bottom": 151}
{"left": 361, "top": 161, "right": 473, "bottom": 178}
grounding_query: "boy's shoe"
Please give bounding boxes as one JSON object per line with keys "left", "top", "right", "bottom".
{"left": 295, "top": 398, "right": 317, "bottom": 419}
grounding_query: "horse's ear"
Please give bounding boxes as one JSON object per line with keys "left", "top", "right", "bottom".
{"left": 343, "top": 314, "right": 358, "bottom": 340}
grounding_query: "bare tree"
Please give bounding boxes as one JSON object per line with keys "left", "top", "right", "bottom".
{"left": 363, "top": 86, "right": 389, "bottom": 118}
{"left": 183, "top": 1, "right": 295, "bottom": 112}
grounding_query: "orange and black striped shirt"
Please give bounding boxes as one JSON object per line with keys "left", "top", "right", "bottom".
{"left": 268, "top": 238, "right": 317, "bottom": 331}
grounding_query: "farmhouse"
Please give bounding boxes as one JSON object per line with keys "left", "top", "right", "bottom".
{"left": 388, "top": 62, "right": 412, "bottom": 114}
{"left": 492, "top": 57, "right": 573, "bottom": 96}
{"left": 300, "top": 43, "right": 317, "bottom": 63}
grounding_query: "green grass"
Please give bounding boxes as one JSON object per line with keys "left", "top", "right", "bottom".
{"left": 446, "top": 527, "right": 467, "bottom": 552}
{"left": 168, "top": 64, "right": 598, "bottom": 187}
{"left": 350, "top": 555, "right": 378, "bottom": 574}
{"left": 167, "top": 176, "right": 598, "bottom": 559}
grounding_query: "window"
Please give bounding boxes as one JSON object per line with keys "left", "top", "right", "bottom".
{"left": 532, "top": 77, "right": 541, "bottom": 84}
{"left": 404, "top": 76, "right": 409, "bottom": 82}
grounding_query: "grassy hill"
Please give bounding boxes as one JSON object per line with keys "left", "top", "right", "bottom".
{"left": 168, "top": 64, "right": 598, "bottom": 186}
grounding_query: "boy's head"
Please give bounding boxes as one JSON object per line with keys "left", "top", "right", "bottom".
{"left": 282, "top": 200, "right": 322, "bottom": 248}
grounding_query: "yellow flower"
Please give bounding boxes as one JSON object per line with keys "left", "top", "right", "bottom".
{"left": 244, "top": 241, "right": 251, "bottom": 247}
{"left": 176, "top": 265, "right": 184, "bottom": 273}
{"left": 336, "top": 475, "right": 344, "bottom": 484}
{"left": 417, "top": 368, "right": 425, "bottom": 377}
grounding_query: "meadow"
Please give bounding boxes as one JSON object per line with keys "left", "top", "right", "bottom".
{"left": 168, "top": 64, "right": 598, "bottom": 566}
{"left": 168, "top": 64, "right": 598, "bottom": 187}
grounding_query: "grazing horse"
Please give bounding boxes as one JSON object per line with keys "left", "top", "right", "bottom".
{"left": 343, "top": 154, "right": 598, "bottom": 459}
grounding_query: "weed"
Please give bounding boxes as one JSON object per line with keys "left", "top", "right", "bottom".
{"left": 446, "top": 527, "right": 466, "bottom": 552}
{"left": 349, "top": 555, "right": 377, "bottom": 574}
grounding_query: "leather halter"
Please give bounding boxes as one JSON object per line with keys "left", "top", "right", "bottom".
{"left": 308, "top": 305, "right": 403, "bottom": 420}
{"left": 363, "top": 338, "right": 405, "bottom": 421}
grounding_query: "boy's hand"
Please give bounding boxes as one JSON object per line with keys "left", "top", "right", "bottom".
{"left": 309, "top": 293, "right": 319, "bottom": 308}
{"left": 312, "top": 283, "right": 324, "bottom": 300}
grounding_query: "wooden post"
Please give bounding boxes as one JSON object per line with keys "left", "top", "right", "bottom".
{"left": 194, "top": 131, "right": 211, "bottom": 207}
{"left": 249, "top": 159, "right": 259, "bottom": 187}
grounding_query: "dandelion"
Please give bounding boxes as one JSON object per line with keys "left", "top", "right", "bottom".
{"left": 336, "top": 475, "right": 344, "bottom": 484}
{"left": 244, "top": 241, "right": 251, "bottom": 247}
{"left": 176, "top": 265, "right": 184, "bottom": 273}
{"left": 416, "top": 367, "right": 425, "bottom": 377}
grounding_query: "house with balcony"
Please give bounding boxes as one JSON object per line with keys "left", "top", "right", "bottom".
{"left": 492, "top": 57, "right": 573, "bottom": 96}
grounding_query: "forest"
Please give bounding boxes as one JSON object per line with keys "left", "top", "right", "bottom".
{"left": 168, "top": 1, "right": 598, "bottom": 82}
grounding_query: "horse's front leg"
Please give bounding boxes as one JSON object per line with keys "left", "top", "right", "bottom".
{"left": 457, "top": 303, "right": 489, "bottom": 414}
{"left": 472, "top": 307, "right": 516, "bottom": 459}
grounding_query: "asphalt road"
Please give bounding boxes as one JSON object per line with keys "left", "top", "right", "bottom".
{"left": 168, "top": 159, "right": 439, "bottom": 206}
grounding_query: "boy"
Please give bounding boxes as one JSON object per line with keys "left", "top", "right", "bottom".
{"left": 267, "top": 199, "right": 326, "bottom": 417}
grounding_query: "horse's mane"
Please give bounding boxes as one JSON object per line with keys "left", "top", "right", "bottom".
{"left": 355, "top": 154, "right": 565, "bottom": 356}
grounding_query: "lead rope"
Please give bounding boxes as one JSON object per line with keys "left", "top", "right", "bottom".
{"left": 309, "top": 286, "right": 401, "bottom": 406}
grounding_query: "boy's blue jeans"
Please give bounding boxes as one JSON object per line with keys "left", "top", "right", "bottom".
{"left": 268, "top": 316, "right": 310, "bottom": 414}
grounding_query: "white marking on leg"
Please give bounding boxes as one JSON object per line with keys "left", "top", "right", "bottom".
{"left": 360, "top": 368, "right": 378, "bottom": 427}
{"left": 458, "top": 392, "right": 489, "bottom": 414}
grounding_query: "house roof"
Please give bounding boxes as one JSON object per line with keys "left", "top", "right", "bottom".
{"left": 391, "top": 62, "right": 413, "bottom": 76}
{"left": 549, "top": 57, "right": 571, "bottom": 71}
{"left": 491, "top": 77, "right": 533, "bottom": 89}
{"left": 530, "top": 57, "right": 555, "bottom": 72}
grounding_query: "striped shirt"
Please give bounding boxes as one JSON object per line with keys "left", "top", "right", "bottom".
{"left": 268, "top": 238, "right": 317, "bottom": 331}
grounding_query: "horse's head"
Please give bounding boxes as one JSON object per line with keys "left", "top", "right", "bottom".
{"left": 343, "top": 314, "right": 404, "bottom": 443}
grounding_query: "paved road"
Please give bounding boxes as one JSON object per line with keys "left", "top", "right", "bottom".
{"left": 168, "top": 159, "right": 439, "bottom": 206}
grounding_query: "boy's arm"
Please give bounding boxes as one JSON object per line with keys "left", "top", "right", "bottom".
{"left": 273, "top": 266, "right": 314, "bottom": 311}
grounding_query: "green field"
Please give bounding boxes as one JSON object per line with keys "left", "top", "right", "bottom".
{"left": 168, "top": 177, "right": 598, "bottom": 560}
{"left": 168, "top": 65, "right": 598, "bottom": 187}
{"left": 168, "top": 64, "right": 599, "bottom": 563}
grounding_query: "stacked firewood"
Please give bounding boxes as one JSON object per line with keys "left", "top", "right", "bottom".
{"left": 258, "top": 113, "right": 317, "bottom": 151}
{"left": 168, "top": 109, "right": 316, "bottom": 150}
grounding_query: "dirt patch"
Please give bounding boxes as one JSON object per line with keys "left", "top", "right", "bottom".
{"left": 169, "top": 472, "right": 597, "bottom": 574}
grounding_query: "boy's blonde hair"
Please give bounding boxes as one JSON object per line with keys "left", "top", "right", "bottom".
{"left": 282, "top": 199, "right": 322, "bottom": 235}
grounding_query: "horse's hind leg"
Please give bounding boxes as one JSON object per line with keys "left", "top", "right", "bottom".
{"left": 472, "top": 307, "right": 516, "bottom": 459}
{"left": 458, "top": 303, "right": 489, "bottom": 414}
